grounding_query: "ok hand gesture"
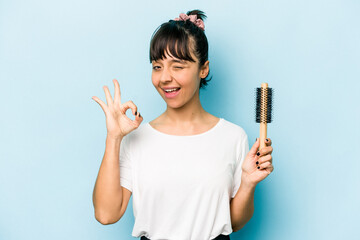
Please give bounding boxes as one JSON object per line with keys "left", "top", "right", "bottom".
{"left": 92, "top": 79, "right": 143, "bottom": 139}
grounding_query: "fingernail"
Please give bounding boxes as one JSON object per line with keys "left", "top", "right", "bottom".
{"left": 139, "top": 113, "right": 141, "bottom": 117}
{"left": 256, "top": 161, "right": 259, "bottom": 165}
{"left": 256, "top": 152, "right": 260, "bottom": 156}
{"left": 255, "top": 138, "right": 257, "bottom": 142}
{"left": 257, "top": 166, "right": 260, "bottom": 169}
{"left": 135, "top": 111, "right": 137, "bottom": 115}
{"left": 266, "top": 138, "right": 269, "bottom": 142}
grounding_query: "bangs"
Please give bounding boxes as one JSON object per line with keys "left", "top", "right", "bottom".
{"left": 149, "top": 22, "right": 196, "bottom": 63}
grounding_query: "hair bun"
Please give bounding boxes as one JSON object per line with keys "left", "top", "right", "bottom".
{"left": 186, "top": 9, "right": 207, "bottom": 22}
{"left": 186, "top": 9, "right": 207, "bottom": 21}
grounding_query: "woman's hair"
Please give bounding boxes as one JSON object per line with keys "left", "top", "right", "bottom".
{"left": 149, "top": 9, "right": 212, "bottom": 89}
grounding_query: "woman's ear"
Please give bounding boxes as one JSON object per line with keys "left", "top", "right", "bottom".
{"left": 200, "top": 60, "right": 209, "bottom": 78}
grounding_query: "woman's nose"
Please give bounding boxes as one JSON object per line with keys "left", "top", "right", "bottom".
{"left": 160, "top": 68, "right": 172, "bottom": 82}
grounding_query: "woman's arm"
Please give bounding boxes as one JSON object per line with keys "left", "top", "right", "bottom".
{"left": 230, "top": 137, "right": 274, "bottom": 231}
{"left": 91, "top": 79, "right": 143, "bottom": 224}
{"left": 230, "top": 182, "right": 256, "bottom": 232}
{"left": 92, "top": 135, "right": 124, "bottom": 224}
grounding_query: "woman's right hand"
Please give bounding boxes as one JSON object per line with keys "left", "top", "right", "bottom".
{"left": 92, "top": 79, "right": 143, "bottom": 139}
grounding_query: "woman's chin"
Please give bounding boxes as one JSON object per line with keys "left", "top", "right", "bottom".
{"left": 164, "top": 100, "right": 184, "bottom": 109}
{"left": 166, "top": 103, "right": 182, "bottom": 109}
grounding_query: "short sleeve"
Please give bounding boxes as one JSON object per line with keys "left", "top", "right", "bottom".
{"left": 119, "top": 134, "right": 133, "bottom": 192}
{"left": 231, "top": 133, "right": 250, "bottom": 198}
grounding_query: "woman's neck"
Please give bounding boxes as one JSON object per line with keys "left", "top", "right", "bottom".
{"left": 163, "top": 90, "right": 208, "bottom": 125}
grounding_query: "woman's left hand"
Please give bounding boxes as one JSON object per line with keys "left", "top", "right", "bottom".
{"left": 241, "top": 138, "right": 274, "bottom": 187}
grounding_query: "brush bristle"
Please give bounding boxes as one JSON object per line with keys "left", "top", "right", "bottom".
{"left": 255, "top": 87, "right": 273, "bottom": 123}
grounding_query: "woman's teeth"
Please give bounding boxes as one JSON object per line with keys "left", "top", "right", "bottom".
{"left": 165, "top": 88, "right": 180, "bottom": 92}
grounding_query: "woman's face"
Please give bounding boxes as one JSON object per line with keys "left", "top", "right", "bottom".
{"left": 151, "top": 48, "right": 209, "bottom": 109}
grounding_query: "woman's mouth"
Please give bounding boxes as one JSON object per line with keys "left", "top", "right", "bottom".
{"left": 163, "top": 88, "right": 181, "bottom": 98}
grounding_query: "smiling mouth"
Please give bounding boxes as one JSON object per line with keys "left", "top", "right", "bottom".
{"left": 163, "top": 88, "right": 181, "bottom": 98}
{"left": 163, "top": 88, "right": 181, "bottom": 93}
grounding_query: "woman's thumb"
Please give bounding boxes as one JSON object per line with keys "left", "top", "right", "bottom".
{"left": 249, "top": 138, "right": 260, "bottom": 156}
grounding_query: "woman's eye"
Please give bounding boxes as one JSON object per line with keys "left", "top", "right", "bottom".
{"left": 153, "top": 66, "right": 160, "bottom": 70}
{"left": 174, "top": 66, "right": 183, "bottom": 69}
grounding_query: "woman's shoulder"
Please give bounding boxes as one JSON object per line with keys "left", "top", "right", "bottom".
{"left": 220, "top": 117, "right": 248, "bottom": 138}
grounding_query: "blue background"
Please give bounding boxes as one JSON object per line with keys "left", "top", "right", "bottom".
{"left": 0, "top": 0, "right": 359, "bottom": 239}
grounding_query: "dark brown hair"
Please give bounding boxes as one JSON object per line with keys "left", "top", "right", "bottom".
{"left": 149, "top": 9, "right": 212, "bottom": 89}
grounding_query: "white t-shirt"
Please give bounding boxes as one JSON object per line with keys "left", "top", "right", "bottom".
{"left": 119, "top": 117, "right": 250, "bottom": 240}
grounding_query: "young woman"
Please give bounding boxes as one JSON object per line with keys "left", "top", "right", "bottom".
{"left": 92, "top": 9, "right": 274, "bottom": 240}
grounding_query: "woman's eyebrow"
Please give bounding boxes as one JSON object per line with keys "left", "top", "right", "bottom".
{"left": 170, "top": 59, "right": 186, "bottom": 63}
{"left": 152, "top": 59, "right": 186, "bottom": 64}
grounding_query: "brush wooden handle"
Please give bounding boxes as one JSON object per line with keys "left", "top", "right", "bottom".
{"left": 259, "top": 83, "right": 268, "bottom": 150}
{"left": 260, "top": 122, "right": 267, "bottom": 150}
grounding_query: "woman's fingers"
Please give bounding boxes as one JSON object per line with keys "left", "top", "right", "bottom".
{"left": 256, "top": 145, "right": 273, "bottom": 157}
{"left": 103, "top": 85, "right": 114, "bottom": 107}
{"left": 255, "top": 138, "right": 273, "bottom": 166}
{"left": 258, "top": 161, "right": 271, "bottom": 169}
{"left": 258, "top": 161, "right": 274, "bottom": 174}
{"left": 113, "top": 79, "right": 121, "bottom": 105}
{"left": 92, "top": 96, "right": 109, "bottom": 115}
{"left": 121, "top": 100, "right": 138, "bottom": 116}
{"left": 121, "top": 101, "right": 143, "bottom": 127}
{"left": 257, "top": 154, "right": 272, "bottom": 165}
{"left": 134, "top": 111, "right": 143, "bottom": 125}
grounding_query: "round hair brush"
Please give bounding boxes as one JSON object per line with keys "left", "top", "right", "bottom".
{"left": 255, "top": 83, "right": 274, "bottom": 150}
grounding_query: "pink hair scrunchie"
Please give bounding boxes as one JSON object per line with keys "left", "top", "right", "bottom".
{"left": 174, "top": 13, "right": 205, "bottom": 31}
